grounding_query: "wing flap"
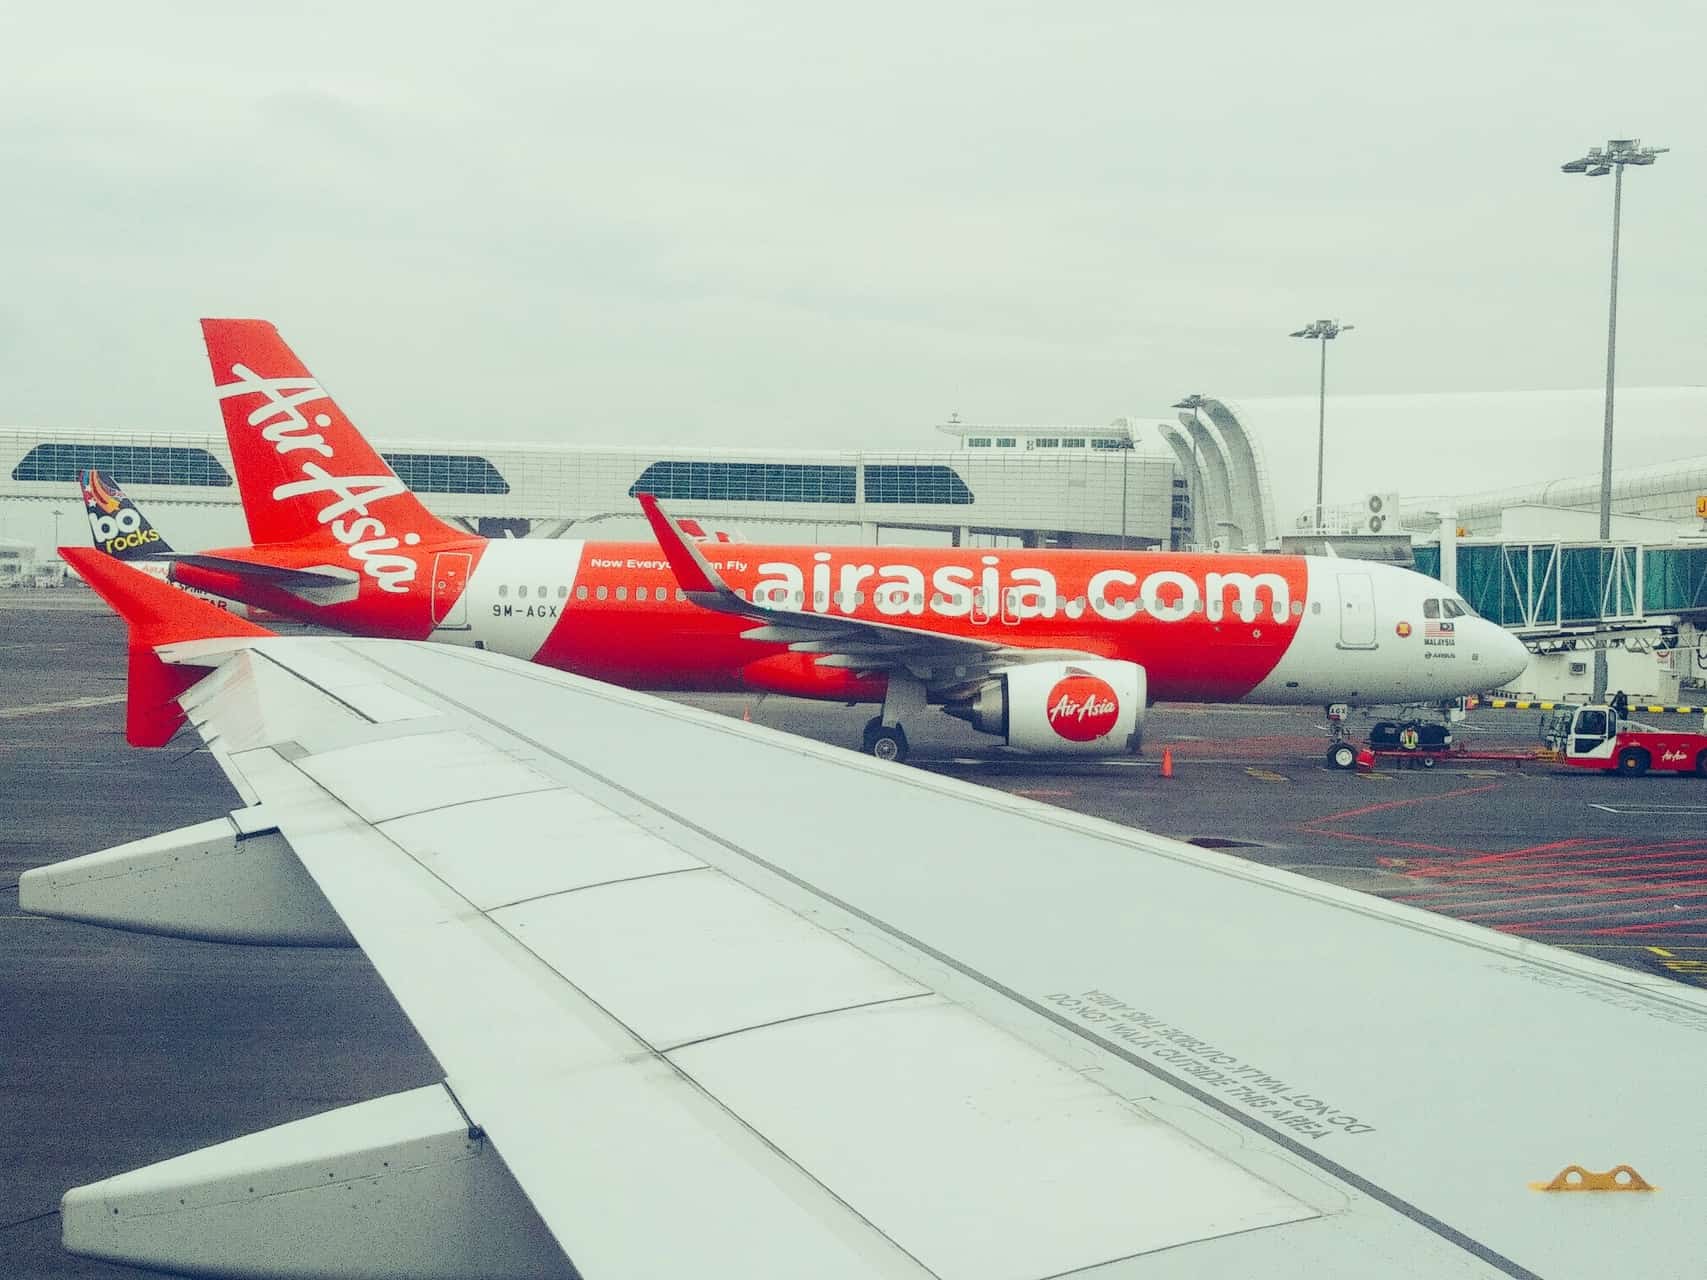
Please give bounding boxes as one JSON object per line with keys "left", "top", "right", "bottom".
{"left": 379, "top": 789, "right": 704, "bottom": 909}
{"left": 671, "top": 997, "right": 1312, "bottom": 1279}
{"left": 296, "top": 729, "right": 559, "bottom": 823}
{"left": 493, "top": 869, "right": 928, "bottom": 1050}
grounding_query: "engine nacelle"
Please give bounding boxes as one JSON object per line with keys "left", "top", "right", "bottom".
{"left": 947, "top": 660, "right": 1146, "bottom": 754}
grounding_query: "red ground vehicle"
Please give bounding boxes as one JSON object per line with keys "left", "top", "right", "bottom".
{"left": 1545, "top": 704, "right": 1707, "bottom": 776}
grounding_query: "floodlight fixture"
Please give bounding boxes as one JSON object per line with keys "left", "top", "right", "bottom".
{"left": 1559, "top": 138, "right": 1667, "bottom": 174}
{"left": 1289, "top": 319, "right": 1353, "bottom": 341}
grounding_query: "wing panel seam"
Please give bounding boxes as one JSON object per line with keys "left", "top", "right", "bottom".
{"left": 659, "top": 991, "right": 933, "bottom": 1055}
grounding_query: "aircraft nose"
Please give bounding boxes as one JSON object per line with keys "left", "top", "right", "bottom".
{"left": 1489, "top": 625, "right": 1530, "bottom": 688}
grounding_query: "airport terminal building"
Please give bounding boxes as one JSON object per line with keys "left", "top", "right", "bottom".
{"left": 0, "top": 423, "right": 1187, "bottom": 552}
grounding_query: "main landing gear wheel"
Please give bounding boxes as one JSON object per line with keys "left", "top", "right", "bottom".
{"left": 863, "top": 717, "right": 910, "bottom": 763}
{"left": 1327, "top": 742, "right": 1358, "bottom": 771}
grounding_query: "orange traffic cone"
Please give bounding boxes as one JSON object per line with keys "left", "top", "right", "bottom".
{"left": 1160, "top": 746, "right": 1174, "bottom": 779}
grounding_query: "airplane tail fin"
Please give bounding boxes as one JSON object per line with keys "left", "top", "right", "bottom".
{"left": 60, "top": 546, "right": 273, "bottom": 747}
{"left": 199, "top": 319, "right": 464, "bottom": 549}
{"left": 80, "top": 469, "right": 174, "bottom": 558}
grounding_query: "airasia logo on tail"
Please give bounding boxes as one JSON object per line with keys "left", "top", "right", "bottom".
{"left": 215, "top": 363, "right": 420, "bottom": 593}
{"left": 1046, "top": 674, "right": 1120, "bottom": 741}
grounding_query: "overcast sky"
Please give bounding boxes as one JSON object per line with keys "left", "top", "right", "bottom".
{"left": 2, "top": 1, "right": 1701, "bottom": 519}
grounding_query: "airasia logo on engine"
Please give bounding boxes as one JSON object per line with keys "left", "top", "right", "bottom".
{"left": 1046, "top": 675, "right": 1120, "bottom": 741}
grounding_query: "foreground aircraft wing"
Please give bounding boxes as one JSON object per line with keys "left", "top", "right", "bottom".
{"left": 30, "top": 548, "right": 1707, "bottom": 1279}
{"left": 639, "top": 492, "right": 1095, "bottom": 682}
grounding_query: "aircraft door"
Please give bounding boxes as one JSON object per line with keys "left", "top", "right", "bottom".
{"left": 431, "top": 552, "right": 473, "bottom": 629}
{"left": 1336, "top": 573, "right": 1377, "bottom": 649}
{"left": 971, "top": 585, "right": 993, "bottom": 625}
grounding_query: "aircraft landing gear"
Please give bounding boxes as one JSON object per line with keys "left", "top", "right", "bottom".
{"left": 1321, "top": 703, "right": 1364, "bottom": 770}
{"left": 863, "top": 717, "right": 910, "bottom": 763}
{"left": 863, "top": 673, "right": 926, "bottom": 763}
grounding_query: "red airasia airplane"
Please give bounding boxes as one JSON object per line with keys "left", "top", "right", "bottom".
{"left": 164, "top": 319, "right": 1528, "bottom": 761}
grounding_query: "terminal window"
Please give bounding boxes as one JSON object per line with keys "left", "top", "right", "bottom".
{"left": 12, "top": 443, "right": 232, "bottom": 487}
{"left": 1091, "top": 438, "right": 1126, "bottom": 450}
{"left": 995, "top": 437, "right": 1017, "bottom": 447}
{"left": 382, "top": 453, "right": 510, "bottom": 495}
{"left": 863, "top": 465, "right": 974, "bottom": 505}
{"left": 630, "top": 461, "right": 857, "bottom": 504}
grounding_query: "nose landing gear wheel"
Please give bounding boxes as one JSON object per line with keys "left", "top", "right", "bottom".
{"left": 863, "top": 718, "right": 910, "bottom": 763}
{"left": 1327, "top": 742, "right": 1358, "bottom": 770}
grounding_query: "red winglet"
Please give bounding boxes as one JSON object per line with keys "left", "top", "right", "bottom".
{"left": 61, "top": 547, "right": 273, "bottom": 747}
{"left": 637, "top": 493, "right": 721, "bottom": 595}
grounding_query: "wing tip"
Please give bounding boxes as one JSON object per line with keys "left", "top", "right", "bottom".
{"left": 62, "top": 549, "right": 271, "bottom": 748}
{"left": 61, "top": 547, "right": 273, "bottom": 645}
{"left": 637, "top": 493, "right": 720, "bottom": 594}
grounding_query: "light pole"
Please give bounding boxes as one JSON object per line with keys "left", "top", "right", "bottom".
{"left": 1288, "top": 319, "right": 1353, "bottom": 533}
{"left": 1560, "top": 137, "right": 1666, "bottom": 701}
{"left": 1171, "top": 394, "right": 1206, "bottom": 547}
{"left": 52, "top": 508, "right": 63, "bottom": 547}
{"left": 1106, "top": 419, "right": 1134, "bottom": 551}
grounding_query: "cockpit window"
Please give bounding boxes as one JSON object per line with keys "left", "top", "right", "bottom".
{"left": 1442, "top": 598, "right": 1469, "bottom": 619}
{"left": 1423, "top": 599, "right": 1440, "bottom": 619}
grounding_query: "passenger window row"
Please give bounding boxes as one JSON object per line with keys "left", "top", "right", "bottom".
{"left": 490, "top": 582, "right": 1308, "bottom": 619}
{"left": 571, "top": 584, "right": 690, "bottom": 602}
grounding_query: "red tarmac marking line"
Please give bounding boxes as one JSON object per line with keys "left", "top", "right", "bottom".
{"left": 1447, "top": 894, "right": 1707, "bottom": 921}
{"left": 1432, "top": 883, "right": 1707, "bottom": 914}
{"left": 1299, "top": 782, "right": 1504, "bottom": 858}
{"left": 1298, "top": 829, "right": 1484, "bottom": 857}
{"left": 1431, "top": 837, "right": 1598, "bottom": 868}
{"left": 1411, "top": 859, "right": 1707, "bottom": 888}
{"left": 1406, "top": 853, "right": 1707, "bottom": 880}
{"left": 1398, "top": 840, "right": 1707, "bottom": 872}
{"left": 1301, "top": 782, "right": 1504, "bottom": 828}
{"left": 1564, "top": 842, "right": 1707, "bottom": 860}
{"left": 1496, "top": 921, "right": 1707, "bottom": 939}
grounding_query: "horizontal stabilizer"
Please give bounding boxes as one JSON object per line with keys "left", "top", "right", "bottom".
{"left": 20, "top": 809, "right": 351, "bottom": 946}
{"left": 169, "top": 553, "right": 361, "bottom": 605}
{"left": 63, "top": 1084, "right": 573, "bottom": 1280}
{"left": 167, "top": 553, "right": 359, "bottom": 589}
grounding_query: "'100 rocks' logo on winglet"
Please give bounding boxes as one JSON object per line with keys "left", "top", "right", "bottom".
{"left": 216, "top": 365, "right": 421, "bottom": 593}
{"left": 1046, "top": 673, "right": 1120, "bottom": 741}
